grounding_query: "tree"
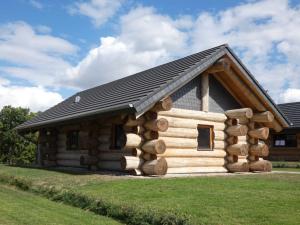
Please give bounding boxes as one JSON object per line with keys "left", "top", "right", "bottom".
{"left": 0, "top": 106, "right": 37, "bottom": 165}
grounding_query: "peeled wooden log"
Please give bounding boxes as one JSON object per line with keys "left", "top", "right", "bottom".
{"left": 226, "top": 155, "right": 238, "bottom": 163}
{"left": 158, "top": 108, "right": 227, "bottom": 122}
{"left": 98, "top": 143, "right": 111, "bottom": 151}
{"left": 226, "top": 162, "right": 249, "bottom": 172}
{"left": 98, "top": 126, "right": 111, "bottom": 135}
{"left": 56, "top": 159, "right": 86, "bottom": 167}
{"left": 44, "top": 153, "right": 56, "bottom": 161}
{"left": 167, "top": 167, "right": 228, "bottom": 174}
{"left": 225, "top": 118, "right": 238, "bottom": 126}
{"left": 214, "top": 140, "right": 227, "bottom": 149}
{"left": 249, "top": 143, "right": 269, "bottom": 157}
{"left": 248, "top": 137, "right": 258, "bottom": 145}
{"left": 238, "top": 118, "right": 249, "bottom": 125}
{"left": 98, "top": 160, "right": 123, "bottom": 171}
{"left": 142, "top": 158, "right": 168, "bottom": 175}
{"left": 43, "top": 160, "right": 56, "bottom": 167}
{"left": 214, "top": 131, "right": 227, "bottom": 141}
{"left": 144, "top": 118, "right": 168, "bottom": 132}
{"left": 158, "top": 127, "right": 198, "bottom": 139}
{"left": 143, "top": 130, "right": 159, "bottom": 140}
{"left": 238, "top": 136, "right": 247, "bottom": 142}
{"left": 144, "top": 111, "right": 157, "bottom": 120}
{"left": 252, "top": 111, "right": 274, "bottom": 123}
{"left": 129, "top": 169, "right": 142, "bottom": 176}
{"left": 225, "top": 108, "right": 253, "bottom": 119}
{"left": 249, "top": 160, "right": 272, "bottom": 172}
{"left": 142, "top": 139, "right": 166, "bottom": 154}
{"left": 132, "top": 148, "right": 142, "bottom": 157}
{"left": 88, "top": 148, "right": 99, "bottom": 156}
{"left": 158, "top": 116, "right": 226, "bottom": 130}
{"left": 226, "top": 125, "right": 248, "bottom": 136}
{"left": 142, "top": 153, "right": 157, "bottom": 161}
{"left": 97, "top": 135, "right": 110, "bottom": 143}
{"left": 98, "top": 151, "right": 133, "bottom": 161}
{"left": 226, "top": 143, "right": 249, "bottom": 156}
{"left": 137, "top": 126, "right": 145, "bottom": 135}
{"left": 80, "top": 155, "right": 98, "bottom": 165}
{"left": 226, "top": 136, "right": 238, "bottom": 145}
{"left": 121, "top": 156, "right": 144, "bottom": 170}
{"left": 56, "top": 153, "right": 88, "bottom": 161}
{"left": 248, "top": 127, "right": 269, "bottom": 140}
{"left": 124, "top": 133, "right": 143, "bottom": 149}
{"left": 165, "top": 157, "right": 225, "bottom": 168}
{"left": 125, "top": 115, "right": 145, "bottom": 126}
{"left": 151, "top": 96, "right": 173, "bottom": 112}
{"left": 161, "top": 137, "right": 198, "bottom": 148}
{"left": 248, "top": 155, "right": 259, "bottom": 162}
{"left": 158, "top": 149, "right": 226, "bottom": 158}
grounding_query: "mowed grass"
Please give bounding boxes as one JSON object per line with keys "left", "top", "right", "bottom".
{"left": 0, "top": 184, "right": 121, "bottom": 225}
{"left": 1, "top": 164, "right": 300, "bottom": 225}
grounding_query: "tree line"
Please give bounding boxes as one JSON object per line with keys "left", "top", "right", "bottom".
{"left": 0, "top": 106, "right": 37, "bottom": 165}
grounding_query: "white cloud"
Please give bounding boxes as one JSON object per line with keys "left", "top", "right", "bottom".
{"left": 69, "top": 0, "right": 124, "bottom": 27}
{"left": 66, "top": 6, "right": 189, "bottom": 88}
{"left": 279, "top": 88, "right": 300, "bottom": 103}
{"left": 0, "top": 21, "right": 78, "bottom": 87}
{"left": 29, "top": 0, "right": 43, "bottom": 9}
{"left": 190, "top": 0, "right": 300, "bottom": 103}
{"left": 0, "top": 80, "right": 63, "bottom": 112}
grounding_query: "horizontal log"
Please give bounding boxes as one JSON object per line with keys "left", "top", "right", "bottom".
{"left": 252, "top": 111, "right": 274, "bottom": 123}
{"left": 226, "top": 143, "right": 249, "bottom": 156}
{"left": 248, "top": 127, "right": 269, "bottom": 140}
{"left": 142, "top": 139, "right": 166, "bottom": 154}
{"left": 97, "top": 135, "right": 110, "bottom": 143}
{"left": 226, "top": 125, "right": 248, "bottom": 136}
{"left": 121, "top": 156, "right": 144, "bottom": 170}
{"left": 248, "top": 155, "right": 259, "bottom": 162}
{"left": 158, "top": 127, "right": 198, "bottom": 139}
{"left": 142, "top": 153, "right": 157, "bottom": 161}
{"left": 80, "top": 155, "right": 98, "bottom": 165}
{"left": 129, "top": 169, "right": 142, "bottom": 176}
{"left": 98, "top": 151, "right": 133, "bottom": 161}
{"left": 98, "top": 143, "right": 111, "bottom": 151}
{"left": 225, "top": 108, "right": 253, "bottom": 119}
{"left": 158, "top": 149, "right": 226, "bottom": 158}
{"left": 132, "top": 148, "right": 142, "bottom": 157}
{"left": 214, "top": 141, "right": 227, "bottom": 149}
{"left": 225, "top": 118, "right": 238, "bottom": 126}
{"left": 56, "top": 159, "right": 87, "bottom": 168}
{"left": 151, "top": 96, "right": 173, "bottom": 112}
{"left": 165, "top": 157, "right": 225, "bottom": 168}
{"left": 226, "top": 155, "right": 238, "bottom": 163}
{"left": 142, "top": 157, "right": 168, "bottom": 175}
{"left": 161, "top": 137, "right": 198, "bottom": 148}
{"left": 97, "top": 160, "right": 123, "bottom": 171}
{"left": 158, "top": 116, "right": 226, "bottom": 130}
{"left": 226, "top": 136, "right": 238, "bottom": 145}
{"left": 249, "top": 160, "right": 272, "bottom": 172}
{"left": 214, "top": 130, "right": 227, "bottom": 140}
{"left": 158, "top": 108, "right": 227, "bottom": 122}
{"left": 226, "top": 162, "right": 249, "bottom": 172}
{"left": 56, "top": 153, "right": 88, "bottom": 161}
{"left": 166, "top": 166, "right": 228, "bottom": 174}
{"left": 125, "top": 115, "right": 145, "bottom": 127}
{"left": 249, "top": 143, "right": 269, "bottom": 157}
{"left": 144, "top": 118, "right": 169, "bottom": 132}
{"left": 57, "top": 148, "right": 88, "bottom": 154}
{"left": 143, "top": 130, "right": 159, "bottom": 140}
{"left": 43, "top": 160, "right": 56, "bottom": 167}
{"left": 98, "top": 127, "right": 111, "bottom": 135}
{"left": 124, "top": 133, "right": 143, "bottom": 149}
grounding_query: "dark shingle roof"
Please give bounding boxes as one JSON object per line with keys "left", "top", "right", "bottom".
{"left": 17, "top": 45, "right": 227, "bottom": 130}
{"left": 278, "top": 102, "right": 300, "bottom": 128}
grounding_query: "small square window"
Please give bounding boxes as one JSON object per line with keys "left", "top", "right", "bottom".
{"left": 66, "top": 130, "right": 79, "bottom": 150}
{"left": 197, "top": 125, "right": 214, "bottom": 151}
{"left": 111, "top": 125, "right": 126, "bottom": 150}
{"left": 273, "top": 134, "right": 297, "bottom": 148}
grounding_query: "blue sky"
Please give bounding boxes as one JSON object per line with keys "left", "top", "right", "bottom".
{"left": 0, "top": 0, "right": 300, "bottom": 111}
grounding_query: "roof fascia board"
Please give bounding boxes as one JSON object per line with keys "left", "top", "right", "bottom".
{"left": 224, "top": 47, "right": 289, "bottom": 127}
{"left": 134, "top": 48, "right": 227, "bottom": 117}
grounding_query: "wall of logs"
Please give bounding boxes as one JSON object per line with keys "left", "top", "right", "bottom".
{"left": 38, "top": 97, "right": 274, "bottom": 175}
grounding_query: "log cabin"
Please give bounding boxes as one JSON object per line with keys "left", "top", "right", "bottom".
{"left": 267, "top": 102, "right": 300, "bottom": 161}
{"left": 17, "top": 44, "right": 290, "bottom": 176}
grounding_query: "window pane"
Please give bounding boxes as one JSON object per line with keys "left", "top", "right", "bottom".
{"left": 273, "top": 134, "right": 297, "bottom": 148}
{"left": 197, "top": 126, "right": 212, "bottom": 150}
{"left": 67, "top": 130, "right": 79, "bottom": 150}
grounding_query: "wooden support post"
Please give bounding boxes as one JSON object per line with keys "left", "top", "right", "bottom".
{"left": 201, "top": 73, "right": 209, "bottom": 112}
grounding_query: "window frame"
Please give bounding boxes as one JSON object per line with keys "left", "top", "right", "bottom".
{"left": 66, "top": 130, "right": 80, "bottom": 151}
{"left": 197, "top": 124, "right": 214, "bottom": 151}
{"left": 110, "top": 124, "right": 126, "bottom": 150}
{"left": 272, "top": 133, "right": 297, "bottom": 148}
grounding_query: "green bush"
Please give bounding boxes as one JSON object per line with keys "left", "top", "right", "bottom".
{"left": 0, "top": 173, "right": 191, "bottom": 225}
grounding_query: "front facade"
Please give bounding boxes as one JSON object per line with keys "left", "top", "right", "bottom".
{"left": 268, "top": 102, "right": 300, "bottom": 161}
{"left": 17, "top": 45, "right": 289, "bottom": 175}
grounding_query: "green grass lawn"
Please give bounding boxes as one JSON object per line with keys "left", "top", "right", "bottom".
{"left": 0, "top": 184, "right": 121, "bottom": 225}
{"left": 273, "top": 167, "right": 300, "bottom": 172}
{"left": 1, "top": 164, "right": 300, "bottom": 225}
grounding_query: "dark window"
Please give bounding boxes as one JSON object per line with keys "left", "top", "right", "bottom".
{"left": 197, "top": 125, "right": 214, "bottom": 150}
{"left": 273, "top": 134, "right": 297, "bottom": 148}
{"left": 111, "top": 125, "right": 126, "bottom": 149}
{"left": 67, "top": 130, "right": 79, "bottom": 150}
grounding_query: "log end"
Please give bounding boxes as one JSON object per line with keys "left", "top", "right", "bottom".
{"left": 157, "top": 118, "right": 169, "bottom": 132}
{"left": 155, "top": 139, "right": 167, "bottom": 154}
